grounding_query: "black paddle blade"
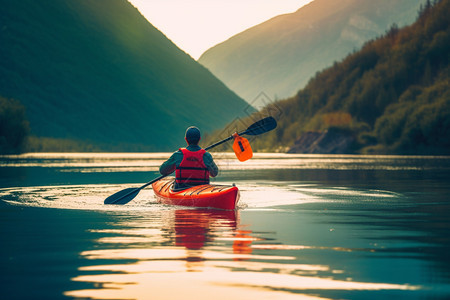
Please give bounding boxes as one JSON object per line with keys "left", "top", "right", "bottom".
{"left": 244, "top": 116, "right": 277, "bottom": 136}
{"left": 104, "top": 188, "right": 140, "bottom": 205}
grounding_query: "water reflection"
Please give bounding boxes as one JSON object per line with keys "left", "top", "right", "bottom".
{"left": 2, "top": 152, "right": 449, "bottom": 170}
{"left": 2, "top": 153, "right": 450, "bottom": 190}
{"left": 2, "top": 153, "right": 450, "bottom": 299}
{"left": 65, "top": 208, "right": 424, "bottom": 300}
{"left": 173, "top": 210, "right": 238, "bottom": 263}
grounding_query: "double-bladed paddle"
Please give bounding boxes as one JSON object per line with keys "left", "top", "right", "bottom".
{"left": 104, "top": 116, "right": 277, "bottom": 205}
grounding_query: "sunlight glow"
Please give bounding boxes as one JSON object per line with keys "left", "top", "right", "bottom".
{"left": 127, "top": 0, "right": 314, "bottom": 59}
{"left": 66, "top": 248, "right": 420, "bottom": 300}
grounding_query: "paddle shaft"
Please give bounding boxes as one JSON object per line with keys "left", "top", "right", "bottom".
{"left": 109, "top": 135, "right": 238, "bottom": 204}
{"left": 107, "top": 117, "right": 277, "bottom": 204}
{"left": 204, "top": 133, "right": 236, "bottom": 150}
{"left": 108, "top": 132, "right": 244, "bottom": 204}
{"left": 204, "top": 125, "right": 259, "bottom": 150}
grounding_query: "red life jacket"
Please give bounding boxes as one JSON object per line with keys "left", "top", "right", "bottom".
{"left": 175, "top": 148, "right": 210, "bottom": 186}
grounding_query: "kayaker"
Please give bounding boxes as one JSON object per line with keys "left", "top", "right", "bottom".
{"left": 160, "top": 126, "right": 219, "bottom": 190}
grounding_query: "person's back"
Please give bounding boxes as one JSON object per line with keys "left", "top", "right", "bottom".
{"left": 159, "top": 126, "right": 218, "bottom": 190}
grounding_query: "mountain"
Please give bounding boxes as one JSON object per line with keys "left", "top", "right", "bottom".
{"left": 0, "top": 0, "right": 250, "bottom": 152}
{"left": 199, "top": 0, "right": 427, "bottom": 107}
{"left": 206, "top": 0, "right": 450, "bottom": 155}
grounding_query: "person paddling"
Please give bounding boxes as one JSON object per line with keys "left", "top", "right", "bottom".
{"left": 160, "top": 126, "right": 219, "bottom": 190}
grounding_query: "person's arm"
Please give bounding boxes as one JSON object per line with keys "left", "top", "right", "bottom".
{"left": 203, "top": 152, "right": 218, "bottom": 177}
{"left": 159, "top": 151, "right": 182, "bottom": 175}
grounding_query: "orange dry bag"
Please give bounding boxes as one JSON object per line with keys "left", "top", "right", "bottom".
{"left": 232, "top": 133, "right": 253, "bottom": 162}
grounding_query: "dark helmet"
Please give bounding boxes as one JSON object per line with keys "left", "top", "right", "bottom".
{"left": 185, "top": 126, "right": 201, "bottom": 145}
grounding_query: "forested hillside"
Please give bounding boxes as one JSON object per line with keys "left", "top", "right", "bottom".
{"left": 0, "top": 0, "right": 249, "bottom": 153}
{"left": 0, "top": 97, "right": 29, "bottom": 154}
{"left": 208, "top": 0, "right": 450, "bottom": 155}
{"left": 199, "top": 0, "right": 426, "bottom": 106}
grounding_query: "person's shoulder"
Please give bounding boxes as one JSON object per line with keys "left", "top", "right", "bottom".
{"left": 169, "top": 149, "right": 183, "bottom": 157}
{"left": 203, "top": 150, "right": 214, "bottom": 159}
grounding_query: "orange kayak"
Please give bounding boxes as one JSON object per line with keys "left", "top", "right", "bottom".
{"left": 152, "top": 177, "right": 239, "bottom": 210}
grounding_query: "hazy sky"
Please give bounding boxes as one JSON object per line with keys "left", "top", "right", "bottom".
{"left": 128, "top": 0, "right": 313, "bottom": 60}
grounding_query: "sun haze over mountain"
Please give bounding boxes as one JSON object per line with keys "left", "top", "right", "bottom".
{"left": 128, "top": 0, "right": 314, "bottom": 59}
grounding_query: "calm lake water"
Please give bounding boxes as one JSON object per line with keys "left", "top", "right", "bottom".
{"left": 1, "top": 153, "right": 450, "bottom": 300}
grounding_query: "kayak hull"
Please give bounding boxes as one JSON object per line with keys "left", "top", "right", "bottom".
{"left": 152, "top": 177, "right": 239, "bottom": 210}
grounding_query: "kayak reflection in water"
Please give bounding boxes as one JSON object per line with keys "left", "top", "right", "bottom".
{"left": 159, "top": 126, "right": 219, "bottom": 190}
{"left": 172, "top": 210, "right": 252, "bottom": 264}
